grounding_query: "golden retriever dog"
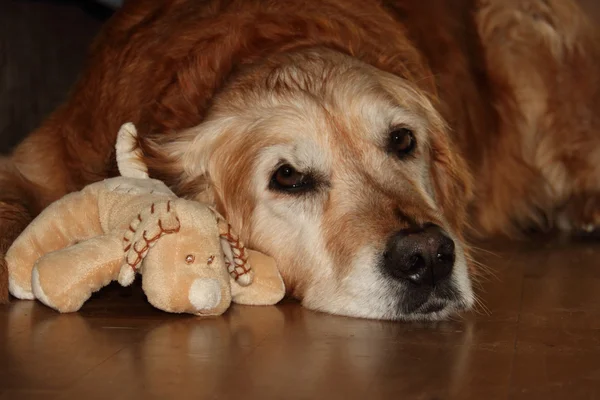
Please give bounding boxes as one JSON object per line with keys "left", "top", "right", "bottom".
{"left": 1, "top": 0, "right": 599, "bottom": 320}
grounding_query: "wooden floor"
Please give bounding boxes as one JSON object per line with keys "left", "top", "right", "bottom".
{"left": 1, "top": 238, "right": 600, "bottom": 400}
{"left": 2, "top": 2, "right": 600, "bottom": 400}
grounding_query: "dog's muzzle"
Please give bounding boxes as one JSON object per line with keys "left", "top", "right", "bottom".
{"left": 382, "top": 224, "right": 461, "bottom": 316}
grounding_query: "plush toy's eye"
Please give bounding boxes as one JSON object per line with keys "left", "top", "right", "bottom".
{"left": 389, "top": 127, "right": 416, "bottom": 158}
{"left": 185, "top": 254, "right": 195, "bottom": 264}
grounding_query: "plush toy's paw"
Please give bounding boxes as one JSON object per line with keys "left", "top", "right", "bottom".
{"left": 31, "top": 267, "right": 53, "bottom": 308}
{"left": 31, "top": 267, "right": 85, "bottom": 313}
{"left": 8, "top": 274, "right": 34, "bottom": 300}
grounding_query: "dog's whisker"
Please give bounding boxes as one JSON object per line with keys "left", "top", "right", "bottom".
{"left": 465, "top": 254, "right": 498, "bottom": 281}
{"left": 471, "top": 295, "right": 492, "bottom": 317}
{"left": 468, "top": 245, "right": 501, "bottom": 258}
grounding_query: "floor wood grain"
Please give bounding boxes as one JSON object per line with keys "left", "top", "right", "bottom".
{"left": 2, "top": 238, "right": 600, "bottom": 400}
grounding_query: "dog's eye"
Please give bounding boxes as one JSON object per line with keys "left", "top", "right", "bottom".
{"left": 389, "top": 127, "right": 416, "bottom": 157}
{"left": 269, "top": 164, "right": 314, "bottom": 193}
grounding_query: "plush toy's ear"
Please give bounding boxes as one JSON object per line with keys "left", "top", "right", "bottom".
{"left": 230, "top": 250, "right": 285, "bottom": 306}
{"left": 119, "top": 200, "right": 181, "bottom": 286}
{"left": 116, "top": 122, "right": 149, "bottom": 179}
{"left": 208, "top": 207, "right": 254, "bottom": 287}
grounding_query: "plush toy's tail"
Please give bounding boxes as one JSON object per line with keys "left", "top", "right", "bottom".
{"left": 116, "top": 122, "right": 149, "bottom": 179}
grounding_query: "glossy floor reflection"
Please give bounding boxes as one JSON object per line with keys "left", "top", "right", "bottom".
{"left": 1, "top": 239, "right": 600, "bottom": 400}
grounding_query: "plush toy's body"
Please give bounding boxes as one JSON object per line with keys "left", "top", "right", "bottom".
{"left": 6, "top": 123, "right": 285, "bottom": 315}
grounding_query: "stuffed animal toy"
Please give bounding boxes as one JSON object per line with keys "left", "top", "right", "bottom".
{"left": 6, "top": 123, "right": 285, "bottom": 316}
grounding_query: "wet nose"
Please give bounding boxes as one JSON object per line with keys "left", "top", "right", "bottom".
{"left": 383, "top": 224, "right": 455, "bottom": 286}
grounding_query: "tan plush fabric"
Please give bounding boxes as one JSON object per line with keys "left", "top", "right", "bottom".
{"left": 6, "top": 177, "right": 285, "bottom": 315}
{"left": 231, "top": 250, "right": 285, "bottom": 306}
{"left": 33, "top": 235, "right": 123, "bottom": 312}
{"left": 7, "top": 187, "right": 104, "bottom": 299}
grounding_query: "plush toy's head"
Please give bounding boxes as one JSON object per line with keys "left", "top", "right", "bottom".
{"left": 112, "top": 122, "right": 282, "bottom": 316}
{"left": 119, "top": 198, "right": 255, "bottom": 316}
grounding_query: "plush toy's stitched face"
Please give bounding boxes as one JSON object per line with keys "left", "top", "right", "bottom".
{"left": 156, "top": 48, "right": 474, "bottom": 321}
{"left": 140, "top": 201, "right": 232, "bottom": 315}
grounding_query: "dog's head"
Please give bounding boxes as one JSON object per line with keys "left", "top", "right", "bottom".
{"left": 148, "top": 48, "right": 475, "bottom": 320}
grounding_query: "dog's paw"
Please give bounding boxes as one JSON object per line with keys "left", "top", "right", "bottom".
{"left": 557, "top": 193, "right": 600, "bottom": 238}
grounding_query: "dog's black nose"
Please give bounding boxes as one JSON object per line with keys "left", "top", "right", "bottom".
{"left": 383, "top": 224, "right": 455, "bottom": 286}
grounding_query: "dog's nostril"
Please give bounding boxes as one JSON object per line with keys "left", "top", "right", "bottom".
{"left": 406, "top": 254, "right": 425, "bottom": 274}
{"left": 436, "top": 239, "right": 455, "bottom": 263}
{"left": 437, "top": 252, "right": 453, "bottom": 263}
{"left": 383, "top": 224, "right": 455, "bottom": 286}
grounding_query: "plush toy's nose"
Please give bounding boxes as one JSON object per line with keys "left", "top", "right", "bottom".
{"left": 188, "top": 278, "right": 222, "bottom": 311}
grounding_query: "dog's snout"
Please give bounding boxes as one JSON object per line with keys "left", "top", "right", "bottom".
{"left": 383, "top": 224, "right": 455, "bottom": 286}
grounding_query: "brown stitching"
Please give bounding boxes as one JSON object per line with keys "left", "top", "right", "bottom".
{"left": 127, "top": 253, "right": 143, "bottom": 270}
{"left": 151, "top": 203, "right": 155, "bottom": 214}
{"left": 129, "top": 225, "right": 135, "bottom": 233}
{"left": 167, "top": 200, "right": 171, "bottom": 212}
{"left": 220, "top": 223, "right": 251, "bottom": 281}
{"left": 126, "top": 215, "right": 181, "bottom": 271}
{"left": 159, "top": 217, "right": 181, "bottom": 234}
{"left": 133, "top": 239, "right": 146, "bottom": 253}
{"left": 137, "top": 214, "right": 142, "bottom": 222}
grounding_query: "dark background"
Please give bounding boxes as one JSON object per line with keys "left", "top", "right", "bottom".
{"left": 0, "top": 0, "right": 112, "bottom": 155}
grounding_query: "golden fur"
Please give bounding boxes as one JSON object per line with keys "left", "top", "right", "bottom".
{"left": 0, "top": 0, "right": 599, "bottom": 320}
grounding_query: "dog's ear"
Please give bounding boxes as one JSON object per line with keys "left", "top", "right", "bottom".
{"left": 139, "top": 120, "right": 229, "bottom": 204}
